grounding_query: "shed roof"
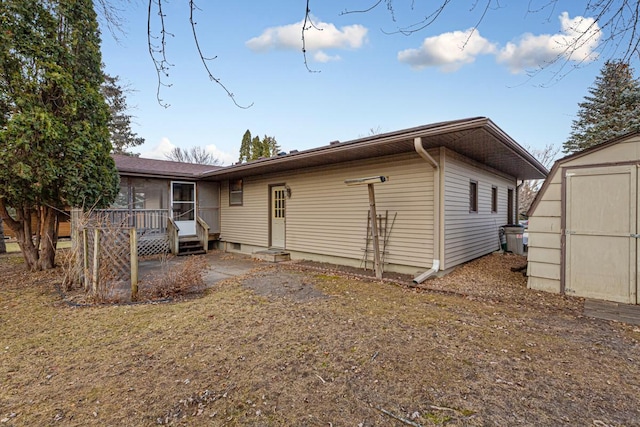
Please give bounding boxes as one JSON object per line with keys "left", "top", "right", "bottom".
{"left": 526, "top": 130, "right": 640, "bottom": 216}
{"left": 113, "top": 154, "right": 221, "bottom": 179}
{"left": 200, "top": 117, "right": 547, "bottom": 181}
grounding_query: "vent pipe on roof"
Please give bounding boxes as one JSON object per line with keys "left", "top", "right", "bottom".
{"left": 329, "top": 140, "right": 340, "bottom": 145}
{"left": 413, "top": 137, "right": 441, "bottom": 284}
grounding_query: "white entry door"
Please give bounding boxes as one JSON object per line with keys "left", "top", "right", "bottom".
{"left": 271, "top": 186, "right": 286, "bottom": 248}
{"left": 565, "top": 166, "right": 637, "bottom": 303}
{"left": 171, "top": 182, "right": 196, "bottom": 236}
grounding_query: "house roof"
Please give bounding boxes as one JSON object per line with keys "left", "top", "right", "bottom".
{"left": 112, "top": 154, "right": 222, "bottom": 179}
{"left": 199, "top": 117, "right": 548, "bottom": 181}
{"left": 112, "top": 118, "right": 547, "bottom": 182}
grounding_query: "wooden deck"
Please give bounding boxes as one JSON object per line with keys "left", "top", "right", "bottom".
{"left": 584, "top": 299, "right": 640, "bottom": 326}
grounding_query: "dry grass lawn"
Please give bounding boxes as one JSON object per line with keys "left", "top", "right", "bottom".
{"left": 1, "top": 251, "right": 639, "bottom": 426}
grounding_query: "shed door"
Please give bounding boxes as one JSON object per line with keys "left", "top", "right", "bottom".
{"left": 565, "top": 166, "right": 637, "bottom": 303}
{"left": 271, "top": 186, "right": 286, "bottom": 249}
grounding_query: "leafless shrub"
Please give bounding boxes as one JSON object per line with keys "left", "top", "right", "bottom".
{"left": 142, "top": 255, "right": 209, "bottom": 299}
{"left": 58, "top": 248, "right": 82, "bottom": 292}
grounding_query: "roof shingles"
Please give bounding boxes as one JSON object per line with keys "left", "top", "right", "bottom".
{"left": 112, "top": 154, "right": 221, "bottom": 179}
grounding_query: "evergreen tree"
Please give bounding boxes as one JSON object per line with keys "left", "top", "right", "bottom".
{"left": 0, "top": 0, "right": 119, "bottom": 270}
{"left": 239, "top": 129, "right": 252, "bottom": 163}
{"left": 564, "top": 60, "right": 640, "bottom": 154}
{"left": 250, "top": 135, "right": 263, "bottom": 160}
{"left": 101, "top": 73, "right": 145, "bottom": 155}
{"left": 239, "top": 130, "right": 280, "bottom": 162}
{"left": 262, "top": 135, "right": 281, "bottom": 157}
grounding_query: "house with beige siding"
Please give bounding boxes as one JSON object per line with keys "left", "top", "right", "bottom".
{"left": 527, "top": 132, "right": 640, "bottom": 304}
{"left": 201, "top": 117, "right": 545, "bottom": 280}
{"left": 100, "top": 117, "right": 545, "bottom": 280}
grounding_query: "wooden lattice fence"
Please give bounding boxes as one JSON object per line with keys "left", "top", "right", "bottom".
{"left": 81, "top": 227, "right": 138, "bottom": 302}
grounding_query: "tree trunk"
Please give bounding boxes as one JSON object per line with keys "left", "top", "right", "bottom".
{"left": 0, "top": 202, "right": 50, "bottom": 271}
{"left": 13, "top": 208, "right": 40, "bottom": 271}
{"left": 0, "top": 217, "right": 6, "bottom": 254}
{"left": 38, "top": 207, "right": 58, "bottom": 270}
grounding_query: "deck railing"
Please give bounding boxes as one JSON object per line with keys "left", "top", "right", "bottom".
{"left": 167, "top": 217, "right": 179, "bottom": 255}
{"left": 72, "top": 208, "right": 217, "bottom": 256}
{"left": 196, "top": 216, "right": 209, "bottom": 254}
{"left": 85, "top": 209, "right": 170, "bottom": 237}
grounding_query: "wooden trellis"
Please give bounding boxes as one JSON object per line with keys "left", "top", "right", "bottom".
{"left": 138, "top": 235, "right": 170, "bottom": 257}
{"left": 81, "top": 227, "right": 138, "bottom": 302}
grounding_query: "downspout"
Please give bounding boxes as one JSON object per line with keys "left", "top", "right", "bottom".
{"left": 516, "top": 180, "right": 524, "bottom": 223}
{"left": 413, "top": 137, "right": 441, "bottom": 284}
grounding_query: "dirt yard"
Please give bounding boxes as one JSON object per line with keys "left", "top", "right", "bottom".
{"left": 1, "top": 251, "right": 639, "bottom": 426}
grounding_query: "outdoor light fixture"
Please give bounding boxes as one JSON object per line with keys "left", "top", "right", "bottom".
{"left": 344, "top": 175, "right": 388, "bottom": 186}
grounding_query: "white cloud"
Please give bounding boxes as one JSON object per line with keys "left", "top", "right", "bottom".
{"left": 140, "top": 138, "right": 236, "bottom": 166}
{"left": 246, "top": 18, "right": 367, "bottom": 56}
{"left": 140, "top": 137, "right": 175, "bottom": 160}
{"left": 314, "top": 50, "right": 341, "bottom": 63}
{"left": 204, "top": 144, "right": 235, "bottom": 166}
{"left": 397, "top": 29, "right": 497, "bottom": 72}
{"left": 497, "top": 12, "right": 601, "bottom": 73}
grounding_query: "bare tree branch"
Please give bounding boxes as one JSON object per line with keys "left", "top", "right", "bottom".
{"left": 383, "top": 0, "right": 453, "bottom": 36}
{"left": 94, "top": 0, "right": 127, "bottom": 42}
{"left": 302, "top": 0, "right": 321, "bottom": 73}
{"left": 165, "top": 146, "right": 221, "bottom": 165}
{"left": 147, "top": 0, "right": 173, "bottom": 108}
{"left": 189, "top": 0, "right": 252, "bottom": 108}
{"left": 144, "top": 0, "right": 251, "bottom": 108}
{"left": 340, "top": 0, "right": 384, "bottom": 16}
{"left": 101, "top": 1, "right": 640, "bottom": 103}
{"left": 519, "top": 144, "right": 560, "bottom": 214}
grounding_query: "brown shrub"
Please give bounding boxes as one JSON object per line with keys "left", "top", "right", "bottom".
{"left": 142, "top": 255, "right": 209, "bottom": 299}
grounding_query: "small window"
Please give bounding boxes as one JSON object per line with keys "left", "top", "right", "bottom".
{"left": 469, "top": 180, "right": 478, "bottom": 213}
{"left": 491, "top": 186, "right": 498, "bottom": 213}
{"left": 229, "top": 179, "right": 243, "bottom": 206}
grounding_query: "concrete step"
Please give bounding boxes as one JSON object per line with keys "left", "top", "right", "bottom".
{"left": 253, "top": 249, "right": 291, "bottom": 263}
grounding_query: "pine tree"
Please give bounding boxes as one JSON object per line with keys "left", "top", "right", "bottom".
{"left": 101, "top": 73, "right": 145, "bottom": 155}
{"left": 564, "top": 60, "right": 640, "bottom": 154}
{"left": 239, "top": 129, "right": 252, "bottom": 162}
{"left": 250, "top": 135, "right": 263, "bottom": 160}
{"left": 262, "top": 135, "right": 281, "bottom": 157}
{"left": 0, "top": 0, "right": 119, "bottom": 270}
{"left": 239, "top": 130, "right": 280, "bottom": 161}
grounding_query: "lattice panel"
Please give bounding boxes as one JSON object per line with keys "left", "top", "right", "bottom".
{"left": 84, "top": 227, "right": 132, "bottom": 301}
{"left": 138, "top": 235, "right": 169, "bottom": 257}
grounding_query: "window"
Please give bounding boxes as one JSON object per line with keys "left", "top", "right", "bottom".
{"left": 491, "top": 186, "right": 498, "bottom": 213}
{"left": 469, "top": 180, "right": 478, "bottom": 213}
{"left": 229, "top": 179, "right": 243, "bottom": 206}
{"left": 112, "top": 185, "right": 129, "bottom": 209}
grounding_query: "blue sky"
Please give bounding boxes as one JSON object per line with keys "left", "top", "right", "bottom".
{"left": 100, "top": 1, "right": 608, "bottom": 164}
